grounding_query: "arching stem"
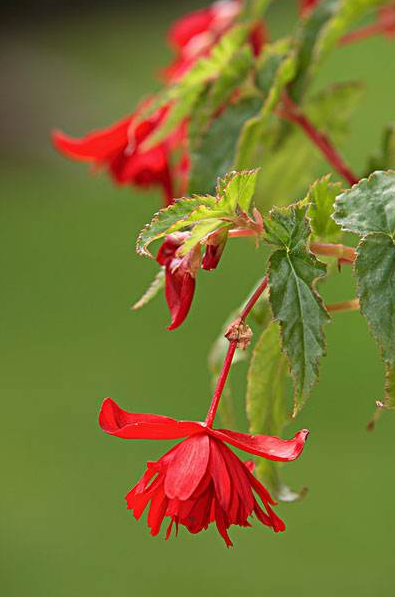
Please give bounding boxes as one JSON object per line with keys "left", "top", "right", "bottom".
{"left": 204, "top": 276, "right": 269, "bottom": 428}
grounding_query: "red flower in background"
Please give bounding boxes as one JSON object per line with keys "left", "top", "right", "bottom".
{"left": 99, "top": 398, "right": 309, "bottom": 546}
{"left": 164, "top": 0, "right": 266, "bottom": 82}
{"left": 156, "top": 233, "right": 200, "bottom": 330}
{"left": 52, "top": 100, "right": 187, "bottom": 206}
{"left": 298, "top": 0, "right": 320, "bottom": 16}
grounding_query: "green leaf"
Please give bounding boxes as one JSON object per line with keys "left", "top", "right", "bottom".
{"left": 235, "top": 40, "right": 297, "bottom": 169}
{"left": 137, "top": 171, "right": 259, "bottom": 257}
{"left": 188, "top": 46, "right": 254, "bottom": 150}
{"left": 179, "top": 220, "right": 230, "bottom": 256}
{"left": 290, "top": 0, "right": 386, "bottom": 100}
{"left": 305, "top": 81, "right": 364, "bottom": 144}
{"left": 131, "top": 267, "right": 165, "bottom": 310}
{"left": 250, "top": 81, "right": 362, "bottom": 210}
{"left": 334, "top": 170, "right": 395, "bottom": 236}
{"left": 307, "top": 175, "right": 343, "bottom": 242}
{"left": 246, "top": 321, "right": 305, "bottom": 501}
{"left": 356, "top": 235, "right": 395, "bottom": 410}
{"left": 141, "top": 25, "right": 249, "bottom": 150}
{"left": 265, "top": 203, "right": 330, "bottom": 412}
{"left": 189, "top": 97, "right": 261, "bottom": 194}
{"left": 136, "top": 196, "right": 216, "bottom": 257}
{"left": 334, "top": 171, "right": 395, "bottom": 411}
{"left": 220, "top": 168, "right": 259, "bottom": 212}
{"left": 366, "top": 124, "right": 395, "bottom": 174}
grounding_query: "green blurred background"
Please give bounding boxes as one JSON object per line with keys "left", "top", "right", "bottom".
{"left": 2, "top": 1, "right": 395, "bottom": 595}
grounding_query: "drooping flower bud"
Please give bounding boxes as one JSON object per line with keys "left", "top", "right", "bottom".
{"left": 156, "top": 233, "right": 200, "bottom": 330}
{"left": 202, "top": 227, "right": 228, "bottom": 271}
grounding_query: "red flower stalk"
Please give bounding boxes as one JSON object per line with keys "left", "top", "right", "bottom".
{"left": 52, "top": 99, "right": 187, "bottom": 206}
{"left": 164, "top": 0, "right": 266, "bottom": 82}
{"left": 156, "top": 233, "right": 200, "bottom": 330}
{"left": 99, "top": 397, "right": 309, "bottom": 546}
{"left": 340, "top": 3, "right": 395, "bottom": 45}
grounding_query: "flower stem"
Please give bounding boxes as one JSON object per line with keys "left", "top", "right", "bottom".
{"left": 310, "top": 242, "right": 356, "bottom": 263}
{"left": 339, "top": 11, "right": 395, "bottom": 46}
{"left": 277, "top": 95, "right": 359, "bottom": 186}
{"left": 204, "top": 276, "right": 269, "bottom": 428}
{"left": 326, "top": 299, "right": 360, "bottom": 313}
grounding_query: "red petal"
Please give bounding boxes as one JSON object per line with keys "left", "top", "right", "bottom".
{"left": 208, "top": 439, "right": 232, "bottom": 510}
{"left": 52, "top": 115, "right": 132, "bottom": 162}
{"left": 166, "top": 269, "right": 196, "bottom": 331}
{"left": 98, "top": 398, "right": 203, "bottom": 439}
{"left": 167, "top": 8, "right": 214, "bottom": 49}
{"left": 164, "top": 434, "right": 210, "bottom": 500}
{"left": 209, "top": 428, "right": 309, "bottom": 461}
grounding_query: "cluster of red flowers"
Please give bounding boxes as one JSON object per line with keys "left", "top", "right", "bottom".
{"left": 53, "top": 0, "right": 265, "bottom": 206}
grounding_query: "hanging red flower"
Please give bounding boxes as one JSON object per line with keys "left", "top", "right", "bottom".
{"left": 164, "top": 0, "right": 266, "bottom": 83}
{"left": 52, "top": 99, "right": 187, "bottom": 206}
{"left": 156, "top": 233, "right": 201, "bottom": 330}
{"left": 99, "top": 397, "right": 309, "bottom": 546}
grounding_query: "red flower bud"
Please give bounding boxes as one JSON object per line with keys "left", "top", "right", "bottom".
{"left": 156, "top": 233, "right": 200, "bottom": 330}
{"left": 202, "top": 228, "right": 228, "bottom": 271}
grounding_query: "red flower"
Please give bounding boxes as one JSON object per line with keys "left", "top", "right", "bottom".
{"left": 99, "top": 398, "right": 309, "bottom": 546}
{"left": 156, "top": 233, "right": 200, "bottom": 330}
{"left": 52, "top": 100, "right": 187, "bottom": 206}
{"left": 164, "top": 1, "right": 266, "bottom": 82}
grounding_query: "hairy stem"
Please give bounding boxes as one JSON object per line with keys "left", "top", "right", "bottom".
{"left": 204, "top": 276, "right": 269, "bottom": 427}
{"left": 277, "top": 95, "right": 359, "bottom": 186}
{"left": 326, "top": 299, "right": 360, "bottom": 313}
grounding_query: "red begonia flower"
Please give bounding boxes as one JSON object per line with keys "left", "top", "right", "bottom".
{"left": 164, "top": 1, "right": 265, "bottom": 82}
{"left": 299, "top": 0, "right": 320, "bottom": 16}
{"left": 156, "top": 233, "right": 200, "bottom": 330}
{"left": 99, "top": 398, "right": 309, "bottom": 546}
{"left": 52, "top": 100, "right": 187, "bottom": 206}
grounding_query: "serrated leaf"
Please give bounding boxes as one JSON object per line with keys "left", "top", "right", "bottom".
{"left": 334, "top": 171, "right": 395, "bottom": 412}
{"left": 131, "top": 268, "right": 165, "bottom": 310}
{"left": 136, "top": 195, "right": 216, "bottom": 257}
{"left": 246, "top": 321, "right": 305, "bottom": 501}
{"left": 356, "top": 235, "right": 395, "bottom": 410}
{"left": 334, "top": 170, "right": 395, "bottom": 236}
{"left": 141, "top": 25, "right": 249, "bottom": 150}
{"left": 307, "top": 175, "right": 343, "bottom": 242}
{"left": 189, "top": 97, "right": 261, "bottom": 194}
{"left": 266, "top": 203, "right": 330, "bottom": 411}
{"left": 221, "top": 168, "right": 259, "bottom": 212}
